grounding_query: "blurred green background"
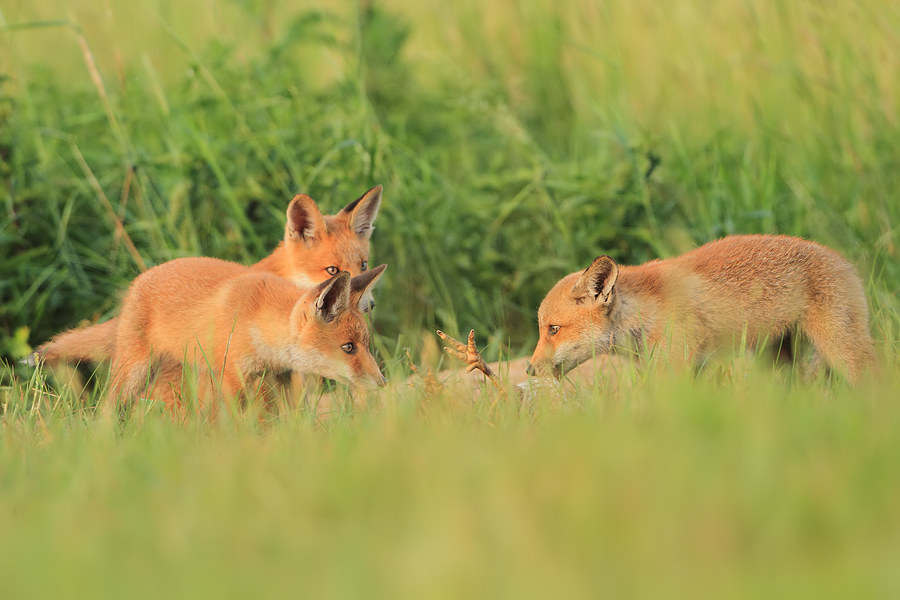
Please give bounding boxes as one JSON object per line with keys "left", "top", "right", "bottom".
{"left": 2, "top": 0, "right": 897, "bottom": 361}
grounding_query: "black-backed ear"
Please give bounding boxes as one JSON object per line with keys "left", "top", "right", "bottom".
{"left": 339, "top": 185, "right": 382, "bottom": 240}
{"left": 286, "top": 194, "right": 327, "bottom": 245}
{"left": 314, "top": 272, "right": 351, "bottom": 323}
{"left": 571, "top": 256, "right": 618, "bottom": 304}
{"left": 349, "top": 264, "right": 387, "bottom": 310}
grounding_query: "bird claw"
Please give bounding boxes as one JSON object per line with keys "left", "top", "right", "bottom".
{"left": 436, "top": 329, "right": 494, "bottom": 379}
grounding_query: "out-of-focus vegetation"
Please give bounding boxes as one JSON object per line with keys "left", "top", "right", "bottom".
{"left": 2, "top": 0, "right": 897, "bottom": 360}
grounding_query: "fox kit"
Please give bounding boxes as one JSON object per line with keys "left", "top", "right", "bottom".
{"left": 108, "top": 258, "right": 387, "bottom": 407}
{"left": 528, "top": 235, "right": 875, "bottom": 383}
{"left": 30, "top": 186, "right": 383, "bottom": 366}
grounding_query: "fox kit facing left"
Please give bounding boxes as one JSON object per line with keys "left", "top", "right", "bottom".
{"left": 528, "top": 235, "right": 875, "bottom": 383}
{"left": 108, "top": 258, "right": 387, "bottom": 408}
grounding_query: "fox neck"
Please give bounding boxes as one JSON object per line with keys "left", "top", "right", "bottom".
{"left": 251, "top": 242, "right": 287, "bottom": 274}
{"left": 606, "top": 266, "right": 663, "bottom": 352}
{"left": 251, "top": 242, "right": 317, "bottom": 288}
{"left": 246, "top": 291, "right": 308, "bottom": 373}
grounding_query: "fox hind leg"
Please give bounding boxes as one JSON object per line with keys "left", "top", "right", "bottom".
{"left": 801, "top": 304, "right": 874, "bottom": 384}
{"left": 103, "top": 354, "right": 152, "bottom": 418}
{"left": 103, "top": 325, "right": 155, "bottom": 417}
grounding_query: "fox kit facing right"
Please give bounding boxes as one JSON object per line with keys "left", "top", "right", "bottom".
{"left": 108, "top": 258, "right": 387, "bottom": 408}
{"left": 528, "top": 235, "right": 875, "bottom": 383}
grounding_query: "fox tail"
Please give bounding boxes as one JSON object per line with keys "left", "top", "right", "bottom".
{"left": 25, "top": 318, "right": 118, "bottom": 367}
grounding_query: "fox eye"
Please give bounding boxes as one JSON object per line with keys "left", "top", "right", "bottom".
{"left": 361, "top": 261, "right": 368, "bottom": 272}
{"left": 341, "top": 342, "right": 355, "bottom": 354}
{"left": 548, "top": 325, "right": 560, "bottom": 336}
{"left": 326, "top": 266, "right": 339, "bottom": 276}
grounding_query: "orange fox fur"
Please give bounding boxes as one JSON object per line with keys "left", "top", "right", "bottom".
{"left": 107, "top": 258, "right": 387, "bottom": 407}
{"left": 30, "top": 186, "right": 383, "bottom": 367}
{"left": 528, "top": 235, "right": 875, "bottom": 383}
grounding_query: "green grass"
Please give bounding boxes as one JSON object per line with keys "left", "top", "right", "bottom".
{"left": 1, "top": 0, "right": 900, "bottom": 597}
{"left": 3, "top": 368, "right": 900, "bottom": 599}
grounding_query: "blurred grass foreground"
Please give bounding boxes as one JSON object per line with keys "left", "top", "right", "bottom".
{"left": 1, "top": 0, "right": 900, "bottom": 598}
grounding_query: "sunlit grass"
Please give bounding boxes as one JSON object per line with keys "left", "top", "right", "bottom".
{"left": 2, "top": 357, "right": 900, "bottom": 598}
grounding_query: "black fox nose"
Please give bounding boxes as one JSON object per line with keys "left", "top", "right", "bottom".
{"left": 368, "top": 298, "right": 376, "bottom": 311}
{"left": 525, "top": 362, "right": 535, "bottom": 376}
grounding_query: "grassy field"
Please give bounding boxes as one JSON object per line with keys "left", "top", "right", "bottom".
{"left": 2, "top": 0, "right": 900, "bottom": 597}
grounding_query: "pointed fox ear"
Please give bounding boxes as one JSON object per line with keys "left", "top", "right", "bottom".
{"left": 286, "top": 194, "right": 327, "bottom": 245}
{"left": 571, "top": 256, "right": 618, "bottom": 304}
{"left": 349, "top": 264, "right": 387, "bottom": 310}
{"left": 338, "top": 185, "right": 382, "bottom": 240}
{"left": 314, "top": 272, "right": 351, "bottom": 323}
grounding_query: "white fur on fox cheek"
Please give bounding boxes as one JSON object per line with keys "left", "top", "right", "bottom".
{"left": 554, "top": 322, "right": 610, "bottom": 367}
{"left": 291, "top": 348, "right": 352, "bottom": 382}
{"left": 247, "top": 326, "right": 346, "bottom": 381}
